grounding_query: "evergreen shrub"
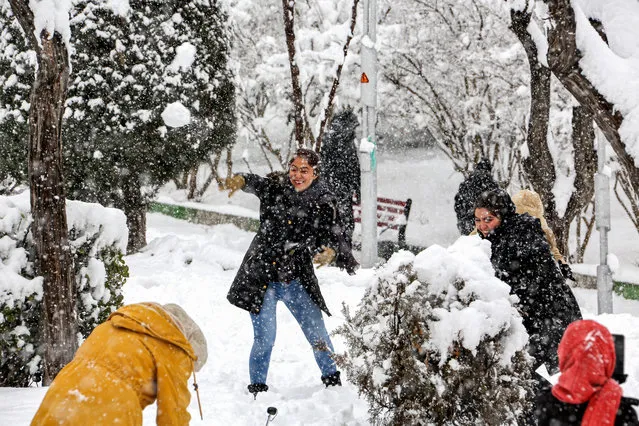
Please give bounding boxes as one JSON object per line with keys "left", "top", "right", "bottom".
{"left": 0, "top": 194, "right": 128, "bottom": 386}
{"left": 336, "top": 245, "right": 535, "bottom": 425}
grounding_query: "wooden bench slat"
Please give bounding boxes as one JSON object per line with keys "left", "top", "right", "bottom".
{"left": 352, "top": 203, "right": 408, "bottom": 213}
{"left": 351, "top": 197, "right": 412, "bottom": 247}
{"left": 375, "top": 197, "right": 407, "bottom": 207}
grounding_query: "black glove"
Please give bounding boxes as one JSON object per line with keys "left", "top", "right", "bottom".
{"left": 559, "top": 262, "right": 575, "bottom": 281}
{"left": 335, "top": 250, "right": 359, "bottom": 275}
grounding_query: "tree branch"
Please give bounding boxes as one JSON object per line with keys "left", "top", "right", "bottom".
{"left": 314, "top": 0, "right": 360, "bottom": 152}
{"left": 281, "top": 0, "right": 307, "bottom": 147}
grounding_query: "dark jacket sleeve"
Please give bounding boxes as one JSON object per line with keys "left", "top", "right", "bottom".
{"left": 619, "top": 397, "right": 639, "bottom": 425}
{"left": 240, "top": 173, "right": 274, "bottom": 200}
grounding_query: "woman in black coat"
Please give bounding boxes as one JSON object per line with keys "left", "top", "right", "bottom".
{"left": 474, "top": 189, "right": 582, "bottom": 373}
{"left": 223, "top": 149, "right": 358, "bottom": 397}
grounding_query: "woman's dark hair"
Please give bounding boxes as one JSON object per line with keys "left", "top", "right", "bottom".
{"left": 474, "top": 188, "right": 516, "bottom": 219}
{"left": 289, "top": 148, "right": 321, "bottom": 174}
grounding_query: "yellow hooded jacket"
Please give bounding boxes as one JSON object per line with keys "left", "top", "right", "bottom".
{"left": 31, "top": 303, "right": 197, "bottom": 426}
{"left": 511, "top": 189, "right": 566, "bottom": 264}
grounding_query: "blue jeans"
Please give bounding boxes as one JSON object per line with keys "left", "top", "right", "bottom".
{"left": 249, "top": 280, "right": 337, "bottom": 384}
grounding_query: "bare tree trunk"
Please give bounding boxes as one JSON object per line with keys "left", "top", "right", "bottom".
{"left": 9, "top": 0, "right": 78, "bottom": 384}
{"left": 575, "top": 202, "right": 596, "bottom": 263}
{"left": 195, "top": 156, "right": 221, "bottom": 199}
{"left": 555, "top": 106, "right": 597, "bottom": 255}
{"left": 510, "top": 8, "right": 561, "bottom": 231}
{"left": 122, "top": 172, "right": 147, "bottom": 253}
{"left": 281, "top": 0, "right": 306, "bottom": 148}
{"left": 226, "top": 146, "right": 233, "bottom": 178}
{"left": 546, "top": 0, "right": 639, "bottom": 228}
{"left": 187, "top": 165, "right": 198, "bottom": 200}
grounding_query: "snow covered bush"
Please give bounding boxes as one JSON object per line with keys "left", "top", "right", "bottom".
{"left": 0, "top": 193, "right": 128, "bottom": 386}
{"left": 336, "top": 237, "right": 535, "bottom": 425}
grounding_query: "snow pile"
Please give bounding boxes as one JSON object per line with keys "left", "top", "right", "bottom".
{"left": 0, "top": 194, "right": 43, "bottom": 306}
{"left": 336, "top": 237, "right": 534, "bottom": 424}
{"left": 29, "top": 0, "right": 73, "bottom": 48}
{"left": 413, "top": 236, "right": 529, "bottom": 366}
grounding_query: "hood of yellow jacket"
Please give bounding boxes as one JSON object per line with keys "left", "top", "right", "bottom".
{"left": 108, "top": 302, "right": 197, "bottom": 362}
{"left": 512, "top": 189, "right": 544, "bottom": 218}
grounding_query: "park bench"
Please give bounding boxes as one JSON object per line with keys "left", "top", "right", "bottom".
{"left": 352, "top": 196, "right": 412, "bottom": 248}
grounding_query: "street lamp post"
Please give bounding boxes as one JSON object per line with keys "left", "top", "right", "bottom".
{"left": 595, "top": 136, "right": 613, "bottom": 314}
{"left": 359, "top": 0, "right": 378, "bottom": 268}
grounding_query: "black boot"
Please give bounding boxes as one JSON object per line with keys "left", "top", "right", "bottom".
{"left": 248, "top": 383, "right": 269, "bottom": 399}
{"left": 321, "top": 371, "right": 342, "bottom": 388}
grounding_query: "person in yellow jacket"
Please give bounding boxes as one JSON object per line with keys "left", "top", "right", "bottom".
{"left": 31, "top": 302, "right": 208, "bottom": 426}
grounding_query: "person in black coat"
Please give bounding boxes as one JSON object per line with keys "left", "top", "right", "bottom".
{"left": 320, "top": 107, "right": 361, "bottom": 245}
{"left": 474, "top": 188, "right": 582, "bottom": 373}
{"left": 536, "top": 386, "right": 638, "bottom": 426}
{"left": 535, "top": 320, "right": 638, "bottom": 425}
{"left": 222, "top": 149, "right": 358, "bottom": 397}
{"left": 454, "top": 158, "right": 499, "bottom": 235}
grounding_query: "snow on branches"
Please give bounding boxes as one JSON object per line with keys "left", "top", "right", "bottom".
{"left": 336, "top": 237, "right": 535, "bottom": 424}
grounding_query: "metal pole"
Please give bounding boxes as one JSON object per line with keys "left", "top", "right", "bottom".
{"left": 595, "top": 135, "right": 613, "bottom": 314}
{"left": 359, "top": 0, "right": 378, "bottom": 267}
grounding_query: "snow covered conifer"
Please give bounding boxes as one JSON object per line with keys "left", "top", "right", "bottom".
{"left": 0, "top": 2, "right": 33, "bottom": 192}
{"left": 0, "top": 194, "right": 129, "bottom": 386}
{"left": 62, "top": 0, "right": 236, "bottom": 252}
{"left": 336, "top": 238, "right": 535, "bottom": 424}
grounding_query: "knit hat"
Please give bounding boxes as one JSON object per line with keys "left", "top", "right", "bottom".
{"left": 552, "top": 320, "right": 622, "bottom": 426}
{"left": 163, "top": 303, "right": 208, "bottom": 372}
{"left": 473, "top": 188, "right": 516, "bottom": 219}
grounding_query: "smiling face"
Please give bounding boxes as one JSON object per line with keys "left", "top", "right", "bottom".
{"left": 288, "top": 156, "right": 317, "bottom": 192}
{"left": 474, "top": 207, "right": 502, "bottom": 236}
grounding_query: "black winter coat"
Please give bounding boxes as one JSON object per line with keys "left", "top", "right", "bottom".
{"left": 227, "top": 174, "right": 358, "bottom": 316}
{"left": 479, "top": 212, "right": 582, "bottom": 372}
{"left": 535, "top": 385, "right": 639, "bottom": 425}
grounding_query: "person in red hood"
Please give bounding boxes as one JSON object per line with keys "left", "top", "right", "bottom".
{"left": 535, "top": 319, "right": 638, "bottom": 425}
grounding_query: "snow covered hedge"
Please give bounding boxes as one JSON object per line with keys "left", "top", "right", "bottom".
{"left": 336, "top": 237, "right": 535, "bottom": 425}
{"left": 0, "top": 192, "right": 129, "bottom": 386}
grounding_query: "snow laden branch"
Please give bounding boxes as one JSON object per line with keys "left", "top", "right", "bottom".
{"left": 314, "top": 0, "right": 360, "bottom": 152}
{"left": 378, "top": 0, "right": 527, "bottom": 184}
{"left": 502, "top": 0, "right": 639, "bottom": 232}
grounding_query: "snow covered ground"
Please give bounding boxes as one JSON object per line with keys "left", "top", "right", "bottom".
{"left": 1, "top": 212, "right": 638, "bottom": 425}
{"left": 1, "top": 150, "right": 638, "bottom": 424}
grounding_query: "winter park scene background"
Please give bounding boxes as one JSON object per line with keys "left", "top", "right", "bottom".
{"left": 1, "top": 0, "right": 639, "bottom": 425}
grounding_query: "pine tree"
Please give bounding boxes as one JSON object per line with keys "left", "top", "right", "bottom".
{"left": 0, "top": 1, "right": 33, "bottom": 193}
{"left": 63, "top": 0, "right": 236, "bottom": 252}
